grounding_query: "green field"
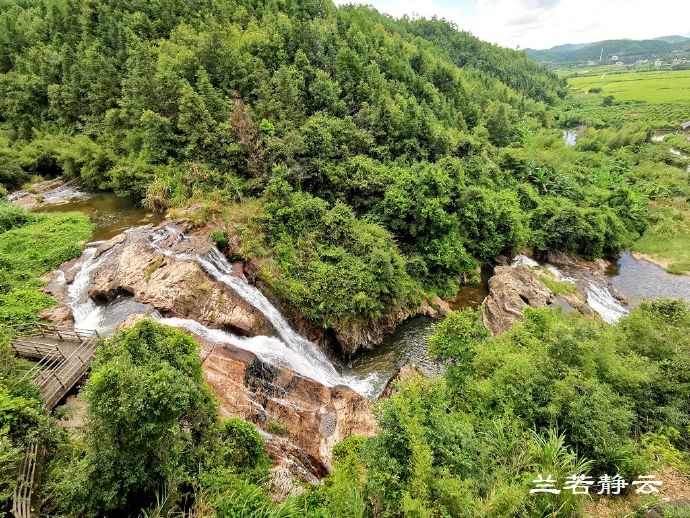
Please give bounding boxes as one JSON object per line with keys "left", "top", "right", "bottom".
{"left": 567, "top": 69, "right": 690, "bottom": 103}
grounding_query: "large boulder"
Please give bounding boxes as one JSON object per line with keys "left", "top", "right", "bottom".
{"left": 74, "top": 225, "right": 274, "bottom": 336}
{"left": 482, "top": 265, "right": 554, "bottom": 334}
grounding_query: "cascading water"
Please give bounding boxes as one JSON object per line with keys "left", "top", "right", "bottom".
{"left": 583, "top": 281, "right": 628, "bottom": 323}
{"left": 147, "top": 226, "right": 381, "bottom": 396}
{"left": 67, "top": 237, "right": 154, "bottom": 335}
{"left": 62, "top": 226, "right": 381, "bottom": 396}
{"left": 511, "top": 255, "right": 629, "bottom": 323}
{"left": 564, "top": 130, "right": 578, "bottom": 146}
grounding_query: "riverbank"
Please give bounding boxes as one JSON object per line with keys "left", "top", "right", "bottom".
{"left": 630, "top": 251, "right": 690, "bottom": 276}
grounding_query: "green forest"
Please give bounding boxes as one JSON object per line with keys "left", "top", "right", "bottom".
{"left": 1, "top": 0, "right": 690, "bottom": 516}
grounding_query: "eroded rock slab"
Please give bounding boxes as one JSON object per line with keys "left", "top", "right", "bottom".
{"left": 482, "top": 261, "right": 601, "bottom": 335}
{"left": 200, "top": 339, "right": 376, "bottom": 482}
{"left": 8, "top": 177, "right": 90, "bottom": 209}
{"left": 46, "top": 224, "right": 274, "bottom": 337}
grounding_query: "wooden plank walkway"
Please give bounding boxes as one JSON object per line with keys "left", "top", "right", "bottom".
{"left": 8, "top": 323, "right": 100, "bottom": 518}
{"left": 11, "top": 323, "right": 99, "bottom": 411}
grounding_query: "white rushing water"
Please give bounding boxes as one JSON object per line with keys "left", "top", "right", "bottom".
{"left": 148, "top": 226, "right": 380, "bottom": 395}
{"left": 564, "top": 130, "right": 578, "bottom": 146}
{"left": 512, "top": 254, "right": 540, "bottom": 267}
{"left": 583, "top": 282, "right": 628, "bottom": 323}
{"left": 511, "top": 255, "right": 628, "bottom": 323}
{"left": 63, "top": 226, "right": 381, "bottom": 396}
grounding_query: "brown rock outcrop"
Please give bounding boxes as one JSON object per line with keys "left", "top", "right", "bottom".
{"left": 482, "top": 265, "right": 554, "bottom": 334}
{"left": 74, "top": 225, "right": 274, "bottom": 336}
{"left": 200, "top": 339, "right": 376, "bottom": 482}
{"left": 8, "top": 177, "right": 86, "bottom": 209}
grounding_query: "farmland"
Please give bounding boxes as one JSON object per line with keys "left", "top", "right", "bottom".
{"left": 567, "top": 69, "right": 690, "bottom": 103}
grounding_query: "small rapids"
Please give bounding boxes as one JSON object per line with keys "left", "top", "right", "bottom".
{"left": 564, "top": 130, "right": 578, "bottom": 146}
{"left": 67, "top": 238, "right": 156, "bottom": 335}
{"left": 582, "top": 281, "right": 628, "bottom": 323}
{"left": 512, "top": 255, "right": 629, "bottom": 324}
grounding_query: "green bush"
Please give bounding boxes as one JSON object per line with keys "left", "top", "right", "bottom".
{"left": 211, "top": 229, "right": 229, "bottom": 250}
{"left": 0, "top": 201, "right": 28, "bottom": 232}
{"left": 51, "top": 320, "right": 218, "bottom": 515}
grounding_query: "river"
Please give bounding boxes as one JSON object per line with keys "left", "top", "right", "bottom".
{"left": 35, "top": 192, "right": 164, "bottom": 241}
{"left": 21, "top": 188, "right": 690, "bottom": 398}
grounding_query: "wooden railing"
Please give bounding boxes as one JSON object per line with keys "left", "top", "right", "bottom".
{"left": 12, "top": 443, "right": 38, "bottom": 518}
{"left": 7, "top": 322, "right": 99, "bottom": 342}
{"left": 8, "top": 323, "right": 101, "bottom": 517}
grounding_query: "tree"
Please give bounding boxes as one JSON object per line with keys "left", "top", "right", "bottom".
{"left": 58, "top": 320, "right": 217, "bottom": 515}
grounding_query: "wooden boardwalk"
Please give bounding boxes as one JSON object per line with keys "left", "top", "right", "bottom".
{"left": 8, "top": 323, "right": 99, "bottom": 518}
{"left": 11, "top": 323, "right": 99, "bottom": 411}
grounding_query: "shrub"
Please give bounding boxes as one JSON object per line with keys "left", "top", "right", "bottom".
{"left": 211, "top": 229, "right": 229, "bottom": 250}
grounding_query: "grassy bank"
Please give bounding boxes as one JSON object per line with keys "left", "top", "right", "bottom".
{"left": 633, "top": 201, "right": 690, "bottom": 275}
{"left": 0, "top": 200, "right": 92, "bottom": 325}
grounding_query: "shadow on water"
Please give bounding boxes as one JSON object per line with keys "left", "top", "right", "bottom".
{"left": 35, "top": 192, "right": 164, "bottom": 241}
{"left": 347, "top": 268, "right": 492, "bottom": 397}
{"left": 608, "top": 252, "right": 690, "bottom": 303}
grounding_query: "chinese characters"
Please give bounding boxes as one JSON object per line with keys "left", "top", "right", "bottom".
{"left": 530, "top": 474, "right": 661, "bottom": 495}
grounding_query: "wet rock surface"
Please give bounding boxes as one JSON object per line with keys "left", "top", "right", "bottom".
{"left": 8, "top": 177, "right": 89, "bottom": 209}
{"left": 482, "top": 253, "right": 624, "bottom": 334}
{"left": 199, "top": 338, "right": 375, "bottom": 482}
{"left": 47, "top": 224, "right": 274, "bottom": 337}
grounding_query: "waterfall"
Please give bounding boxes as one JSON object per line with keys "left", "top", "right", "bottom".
{"left": 511, "top": 255, "right": 628, "bottom": 323}
{"left": 564, "top": 130, "right": 578, "bottom": 146}
{"left": 512, "top": 254, "right": 540, "bottom": 267}
{"left": 148, "top": 227, "right": 380, "bottom": 396}
{"left": 52, "top": 225, "right": 386, "bottom": 397}
{"left": 66, "top": 237, "right": 154, "bottom": 335}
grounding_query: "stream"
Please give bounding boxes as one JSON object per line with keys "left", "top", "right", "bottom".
{"left": 22, "top": 188, "right": 690, "bottom": 398}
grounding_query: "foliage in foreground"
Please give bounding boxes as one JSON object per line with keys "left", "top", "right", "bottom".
{"left": 298, "top": 301, "right": 690, "bottom": 517}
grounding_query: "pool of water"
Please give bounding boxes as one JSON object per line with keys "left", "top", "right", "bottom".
{"left": 35, "top": 192, "right": 164, "bottom": 241}
{"left": 347, "top": 272, "right": 491, "bottom": 396}
{"left": 609, "top": 252, "right": 690, "bottom": 303}
{"left": 346, "top": 317, "right": 440, "bottom": 397}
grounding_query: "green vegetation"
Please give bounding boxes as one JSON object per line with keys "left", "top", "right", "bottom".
{"left": 286, "top": 301, "right": 690, "bottom": 517}
{"left": 633, "top": 201, "right": 690, "bottom": 274}
{"left": 556, "top": 65, "right": 690, "bottom": 274}
{"left": 538, "top": 274, "right": 578, "bottom": 295}
{"left": 0, "top": 196, "right": 91, "bottom": 512}
{"left": 567, "top": 70, "right": 690, "bottom": 104}
{"left": 1, "top": 0, "right": 690, "bottom": 516}
{"left": 0, "top": 200, "right": 91, "bottom": 325}
{"left": 40, "top": 320, "right": 283, "bottom": 517}
{"left": 0, "top": 0, "right": 651, "bottom": 334}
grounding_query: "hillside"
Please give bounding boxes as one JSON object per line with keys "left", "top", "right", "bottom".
{"left": 0, "top": 0, "right": 652, "bottom": 336}
{"left": 527, "top": 36, "right": 690, "bottom": 67}
{"left": 4, "top": 1, "right": 690, "bottom": 516}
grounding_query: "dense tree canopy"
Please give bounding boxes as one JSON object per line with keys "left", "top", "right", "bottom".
{"left": 0, "top": 0, "right": 653, "bottom": 329}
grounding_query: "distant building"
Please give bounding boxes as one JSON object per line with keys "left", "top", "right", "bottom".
{"left": 587, "top": 60, "right": 596, "bottom": 66}
{"left": 615, "top": 61, "right": 625, "bottom": 67}
{"left": 635, "top": 59, "right": 648, "bottom": 65}
{"left": 655, "top": 59, "right": 663, "bottom": 67}
{"left": 611, "top": 55, "right": 619, "bottom": 61}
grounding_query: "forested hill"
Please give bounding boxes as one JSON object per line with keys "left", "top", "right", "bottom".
{"left": 526, "top": 36, "right": 690, "bottom": 67}
{"left": 0, "top": 0, "right": 563, "bottom": 185}
{"left": 397, "top": 17, "right": 567, "bottom": 103}
{"left": 0, "top": 0, "right": 645, "bottom": 332}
